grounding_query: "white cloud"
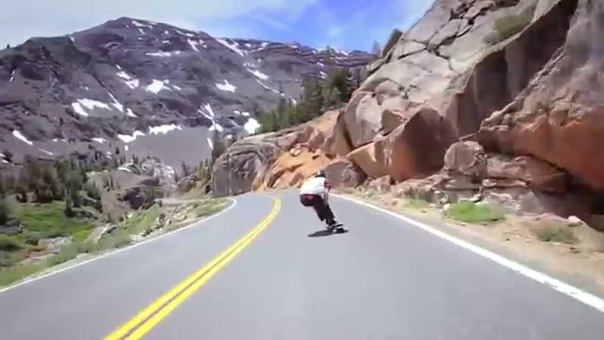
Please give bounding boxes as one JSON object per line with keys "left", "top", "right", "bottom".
{"left": 0, "top": 0, "right": 317, "bottom": 47}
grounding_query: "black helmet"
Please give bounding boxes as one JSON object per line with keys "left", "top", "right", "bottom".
{"left": 316, "top": 169, "right": 326, "bottom": 177}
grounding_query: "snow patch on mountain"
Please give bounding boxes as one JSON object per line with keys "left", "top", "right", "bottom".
{"left": 146, "top": 79, "right": 171, "bottom": 94}
{"left": 146, "top": 51, "right": 181, "bottom": 57}
{"left": 247, "top": 68, "right": 269, "bottom": 80}
{"left": 131, "top": 20, "right": 153, "bottom": 30}
{"left": 71, "top": 98, "right": 114, "bottom": 117}
{"left": 244, "top": 118, "right": 260, "bottom": 134}
{"left": 216, "top": 79, "right": 236, "bottom": 92}
{"left": 216, "top": 38, "right": 246, "bottom": 57}
{"left": 187, "top": 39, "right": 204, "bottom": 52}
{"left": 118, "top": 131, "right": 145, "bottom": 143}
{"left": 148, "top": 124, "right": 182, "bottom": 135}
{"left": 12, "top": 130, "right": 33, "bottom": 145}
{"left": 256, "top": 80, "right": 280, "bottom": 94}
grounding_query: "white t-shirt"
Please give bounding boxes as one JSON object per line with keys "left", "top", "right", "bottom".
{"left": 299, "top": 176, "right": 328, "bottom": 196}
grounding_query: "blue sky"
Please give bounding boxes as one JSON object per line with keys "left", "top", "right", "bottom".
{"left": 196, "top": 0, "right": 434, "bottom": 51}
{"left": 1, "top": 0, "right": 434, "bottom": 52}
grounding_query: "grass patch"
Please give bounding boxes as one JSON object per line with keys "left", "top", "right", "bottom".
{"left": 483, "top": 4, "right": 536, "bottom": 44}
{"left": 17, "top": 201, "right": 95, "bottom": 239}
{"left": 121, "top": 205, "right": 161, "bottom": 235}
{"left": 0, "top": 263, "right": 45, "bottom": 287}
{"left": 96, "top": 230, "right": 132, "bottom": 250}
{"left": 533, "top": 224, "right": 578, "bottom": 244}
{"left": 192, "top": 199, "right": 229, "bottom": 218}
{"left": 45, "top": 242, "right": 94, "bottom": 267}
{"left": 445, "top": 201, "right": 505, "bottom": 224}
{"left": 0, "top": 230, "right": 133, "bottom": 287}
{"left": 0, "top": 199, "right": 228, "bottom": 288}
{"left": 405, "top": 199, "right": 429, "bottom": 210}
{"left": 72, "top": 229, "right": 92, "bottom": 242}
{"left": 180, "top": 188, "right": 210, "bottom": 200}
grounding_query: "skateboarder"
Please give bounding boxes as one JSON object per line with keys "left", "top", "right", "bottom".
{"left": 299, "top": 169, "right": 339, "bottom": 227}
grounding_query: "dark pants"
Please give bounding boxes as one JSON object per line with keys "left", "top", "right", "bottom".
{"left": 300, "top": 194, "right": 336, "bottom": 224}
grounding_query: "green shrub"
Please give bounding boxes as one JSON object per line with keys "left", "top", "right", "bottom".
{"left": 0, "top": 196, "right": 18, "bottom": 225}
{"left": 0, "top": 235, "right": 24, "bottom": 252}
{"left": 446, "top": 201, "right": 505, "bottom": 224}
{"left": 533, "top": 224, "right": 578, "bottom": 244}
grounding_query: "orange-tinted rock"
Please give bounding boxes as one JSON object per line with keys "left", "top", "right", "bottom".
{"left": 348, "top": 106, "right": 457, "bottom": 182}
{"left": 257, "top": 147, "right": 331, "bottom": 190}
{"left": 324, "top": 110, "right": 353, "bottom": 157}
{"left": 347, "top": 139, "right": 388, "bottom": 179}
{"left": 386, "top": 106, "right": 457, "bottom": 181}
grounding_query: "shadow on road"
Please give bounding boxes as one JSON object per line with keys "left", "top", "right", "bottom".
{"left": 307, "top": 229, "right": 349, "bottom": 238}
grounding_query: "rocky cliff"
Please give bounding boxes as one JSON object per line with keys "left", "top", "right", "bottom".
{"left": 212, "top": 0, "right": 604, "bottom": 221}
{"left": 0, "top": 17, "right": 373, "bottom": 176}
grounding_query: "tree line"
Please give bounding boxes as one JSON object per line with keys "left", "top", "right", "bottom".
{"left": 256, "top": 66, "right": 364, "bottom": 134}
{"left": 0, "top": 149, "right": 129, "bottom": 225}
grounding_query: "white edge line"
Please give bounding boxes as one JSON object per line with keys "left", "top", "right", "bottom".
{"left": 0, "top": 198, "right": 238, "bottom": 294}
{"left": 333, "top": 193, "right": 604, "bottom": 313}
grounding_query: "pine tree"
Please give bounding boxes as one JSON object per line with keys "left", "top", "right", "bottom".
{"left": 322, "top": 86, "right": 342, "bottom": 110}
{"left": 210, "top": 130, "right": 226, "bottom": 163}
{"left": 324, "top": 45, "right": 333, "bottom": 65}
{"left": 257, "top": 110, "right": 274, "bottom": 133}
{"left": 371, "top": 41, "right": 381, "bottom": 55}
{"left": 382, "top": 29, "right": 403, "bottom": 57}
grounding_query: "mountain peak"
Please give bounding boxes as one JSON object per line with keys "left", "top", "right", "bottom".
{"left": 0, "top": 16, "right": 375, "bottom": 174}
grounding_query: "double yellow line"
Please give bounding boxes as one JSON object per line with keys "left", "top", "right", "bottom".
{"left": 105, "top": 198, "right": 282, "bottom": 340}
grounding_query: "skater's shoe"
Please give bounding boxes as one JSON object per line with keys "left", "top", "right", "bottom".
{"left": 326, "top": 219, "right": 337, "bottom": 229}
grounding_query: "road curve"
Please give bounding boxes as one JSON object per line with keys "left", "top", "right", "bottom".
{"left": 1, "top": 190, "right": 604, "bottom": 339}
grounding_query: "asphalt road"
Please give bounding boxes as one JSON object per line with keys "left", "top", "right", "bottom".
{"left": 1, "top": 190, "right": 604, "bottom": 339}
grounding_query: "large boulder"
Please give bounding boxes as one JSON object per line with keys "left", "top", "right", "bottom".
{"left": 348, "top": 106, "right": 457, "bottom": 182}
{"left": 324, "top": 157, "right": 367, "bottom": 188}
{"left": 324, "top": 110, "right": 354, "bottom": 157}
{"left": 121, "top": 177, "right": 160, "bottom": 210}
{"left": 443, "top": 141, "right": 488, "bottom": 180}
{"left": 211, "top": 111, "right": 340, "bottom": 196}
{"left": 211, "top": 137, "right": 279, "bottom": 197}
{"left": 340, "top": 91, "right": 411, "bottom": 149}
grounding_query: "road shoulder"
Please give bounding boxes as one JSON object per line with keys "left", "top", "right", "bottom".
{"left": 334, "top": 191, "right": 604, "bottom": 309}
